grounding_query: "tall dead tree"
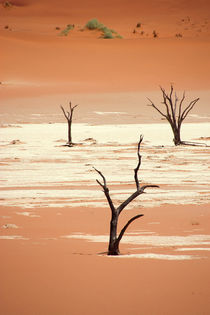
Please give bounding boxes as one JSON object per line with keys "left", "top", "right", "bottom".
{"left": 60, "top": 101, "right": 78, "bottom": 146}
{"left": 148, "top": 85, "right": 199, "bottom": 145}
{"left": 94, "top": 135, "right": 159, "bottom": 255}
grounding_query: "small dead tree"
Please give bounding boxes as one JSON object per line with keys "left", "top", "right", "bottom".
{"left": 94, "top": 135, "right": 159, "bottom": 255}
{"left": 148, "top": 85, "right": 199, "bottom": 145}
{"left": 60, "top": 101, "right": 78, "bottom": 146}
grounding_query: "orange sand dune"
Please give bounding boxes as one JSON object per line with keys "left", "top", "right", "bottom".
{"left": 0, "top": 0, "right": 210, "bottom": 119}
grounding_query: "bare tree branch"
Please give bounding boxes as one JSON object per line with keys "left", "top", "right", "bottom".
{"left": 147, "top": 98, "right": 167, "bottom": 119}
{"left": 140, "top": 184, "right": 159, "bottom": 193}
{"left": 174, "top": 92, "right": 178, "bottom": 116}
{"left": 134, "top": 135, "right": 143, "bottom": 190}
{"left": 162, "top": 85, "right": 177, "bottom": 126}
{"left": 178, "top": 91, "right": 186, "bottom": 125}
{"left": 180, "top": 98, "right": 199, "bottom": 121}
{"left": 60, "top": 105, "right": 68, "bottom": 120}
{"left": 116, "top": 214, "right": 144, "bottom": 245}
{"left": 117, "top": 190, "right": 142, "bottom": 215}
{"left": 94, "top": 167, "right": 115, "bottom": 214}
{"left": 117, "top": 184, "right": 159, "bottom": 215}
{"left": 93, "top": 167, "right": 107, "bottom": 187}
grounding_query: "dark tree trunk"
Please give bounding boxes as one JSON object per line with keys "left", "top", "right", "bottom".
{"left": 108, "top": 213, "right": 120, "bottom": 255}
{"left": 173, "top": 127, "right": 181, "bottom": 145}
{"left": 68, "top": 120, "right": 72, "bottom": 144}
{"left": 170, "top": 123, "right": 182, "bottom": 145}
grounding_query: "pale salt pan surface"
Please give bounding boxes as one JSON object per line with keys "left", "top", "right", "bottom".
{"left": 0, "top": 235, "right": 29, "bottom": 240}
{"left": 63, "top": 233, "right": 210, "bottom": 247}
{"left": 0, "top": 123, "right": 209, "bottom": 208}
{"left": 63, "top": 233, "right": 210, "bottom": 260}
{"left": 113, "top": 254, "right": 198, "bottom": 260}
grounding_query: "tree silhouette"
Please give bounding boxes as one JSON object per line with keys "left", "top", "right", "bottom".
{"left": 60, "top": 101, "right": 78, "bottom": 146}
{"left": 148, "top": 85, "right": 199, "bottom": 145}
{"left": 94, "top": 135, "right": 159, "bottom": 255}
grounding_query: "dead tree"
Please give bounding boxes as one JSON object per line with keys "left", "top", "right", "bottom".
{"left": 148, "top": 85, "right": 199, "bottom": 145}
{"left": 94, "top": 135, "right": 159, "bottom": 255}
{"left": 60, "top": 102, "right": 78, "bottom": 146}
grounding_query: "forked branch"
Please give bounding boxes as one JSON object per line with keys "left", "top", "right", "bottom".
{"left": 93, "top": 167, "right": 115, "bottom": 214}
{"left": 60, "top": 102, "right": 79, "bottom": 121}
{"left": 116, "top": 214, "right": 144, "bottom": 246}
{"left": 94, "top": 135, "right": 159, "bottom": 255}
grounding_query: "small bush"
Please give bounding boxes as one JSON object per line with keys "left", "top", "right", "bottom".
{"left": 153, "top": 30, "right": 158, "bottom": 38}
{"left": 110, "top": 29, "right": 118, "bottom": 34}
{"left": 115, "top": 34, "right": 123, "bottom": 39}
{"left": 98, "top": 25, "right": 109, "bottom": 33}
{"left": 85, "top": 18, "right": 122, "bottom": 39}
{"left": 59, "top": 24, "right": 74, "bottom": 36}
{"left": 101, "top": 30, "right": 114, "bottom": 39}
{"left": 85, "top": 18, "right": 101, "bottom": 30}
{"left": 2, "top": 1, "right": 12, "bottom": 8}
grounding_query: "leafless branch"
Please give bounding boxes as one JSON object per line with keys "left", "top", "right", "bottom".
{"left": 94, "top": 167, "right": 115, "bottom": 214}
{"left": 180, "top": 98, "right": 199, "bottom": 121}
{"left": 147, "top": 98, "right": 167, "bottom": 118}
{"left": 134, "top": 135, "right": 143, "bottom": 190}
{"left": 178, "top": 91, "right": 186, "bottom": 125}
{"left": 116, "top": 214, "right": 144, "bottom": 245}
{"left": 60, "top": 105, "right": 68, "bottom": 120}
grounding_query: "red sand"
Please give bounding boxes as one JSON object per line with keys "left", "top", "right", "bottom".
{"left": 1, "top": 204, "right": 210, "bottom": 315}
{"left": 1, "top": 0, "right": 210, "bottom": 117}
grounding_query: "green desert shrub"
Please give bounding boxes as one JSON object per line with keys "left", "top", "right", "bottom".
{"left": 85, "top": 18, "right": 101, "bottom": 30}
{"left": 115, "top": 34, "right": 123, "bottom": 39}
{"left": 85, "top": 18, "right": 122, "bottom": 39}
{"left": 101, "top": 30, "right": 114, "bottom": 39}
{"left": 59, "top": 24, "right": 74, "bottom": 36}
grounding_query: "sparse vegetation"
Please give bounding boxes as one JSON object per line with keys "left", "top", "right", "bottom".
{"left": 153, "top": 30, "right": 158, "bottom": 38}
{"left": 115, "top": 34, "right": 123, "bottom": 39}
{"left": 136, "top": 22, "right": 141, "bottom": 28}
{"left": 175, "top": 33, "right": 183, "bottom": 38}
{"left": 2, "top": 1, "right": 12, "bottom": 8}
{"left": 85, "top": 18, "right": 101, "bottom": 30}
{"left": 101, "top": 30, "right": 114, "bottom": 39}
{"left": 85, "top": 18, "right": 123, "bottom": 39}
{"left": 59, "top": 24, "right": 75, "bottom": 36}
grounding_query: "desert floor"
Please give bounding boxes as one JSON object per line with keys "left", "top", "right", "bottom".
{"left": 1, "top": 0, "right": 210, "bottom": 314}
